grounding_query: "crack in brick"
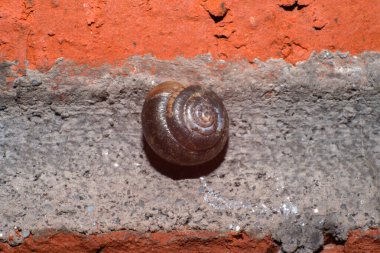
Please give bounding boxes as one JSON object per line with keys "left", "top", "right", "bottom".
{"left": 279, "top": 0, "right": 309, "bottom": 11}
{"left": 204, "top": 1, "right": 229, "bottom": 23}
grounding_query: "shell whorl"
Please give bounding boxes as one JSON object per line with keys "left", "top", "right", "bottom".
{"left": 142, "top": 81, "right": 229, "bottom": 166}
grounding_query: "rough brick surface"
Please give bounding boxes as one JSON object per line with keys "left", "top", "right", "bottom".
{"left": 0, "top": 231, "right": 279, "bottom": 253}
{"left": 0, "top": 0, "right": 380, "bottom": 69}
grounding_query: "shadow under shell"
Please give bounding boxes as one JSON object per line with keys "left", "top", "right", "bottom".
{"left": 142, "top": 136, "right": 229, "bottom": 180}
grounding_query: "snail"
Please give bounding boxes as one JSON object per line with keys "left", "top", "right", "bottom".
{"left": 141, "top": 81, "right": 229, "bottom": 166}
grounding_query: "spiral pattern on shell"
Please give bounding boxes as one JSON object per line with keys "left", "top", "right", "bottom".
{"left": 141, "top": 81, "right": 229, "bottom": 166}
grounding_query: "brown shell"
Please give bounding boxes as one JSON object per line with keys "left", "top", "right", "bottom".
{"left": 141, "top": 81, "right": 229, "bottom": 166}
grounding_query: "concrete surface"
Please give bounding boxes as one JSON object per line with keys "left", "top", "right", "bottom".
{"left": 0, "top": 51, "right": 379, "bottom": 252}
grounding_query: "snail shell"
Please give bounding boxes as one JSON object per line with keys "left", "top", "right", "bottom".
{"left": 141, "top": 81, "right": 229, "bottom": 166}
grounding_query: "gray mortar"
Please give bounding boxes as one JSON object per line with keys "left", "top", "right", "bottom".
{"left": 0, "top": 52, "right": 379, "bottom": 252}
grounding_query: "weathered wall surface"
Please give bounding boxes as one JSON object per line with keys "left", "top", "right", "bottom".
{"left": 1, "top": 1, "right": 380, "bottom": 252}
{"left": 0, "top": 52, "right": 379, "bottom": 252}
{"left": 0, "top": 0, "right": 380, "bottom": 69}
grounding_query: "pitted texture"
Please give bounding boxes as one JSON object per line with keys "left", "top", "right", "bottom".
{"left": 1, "top": 0, "right": 380, "bottom": 68}
{"left": 0, "top": 52, "right": 379, "bottom": 252}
